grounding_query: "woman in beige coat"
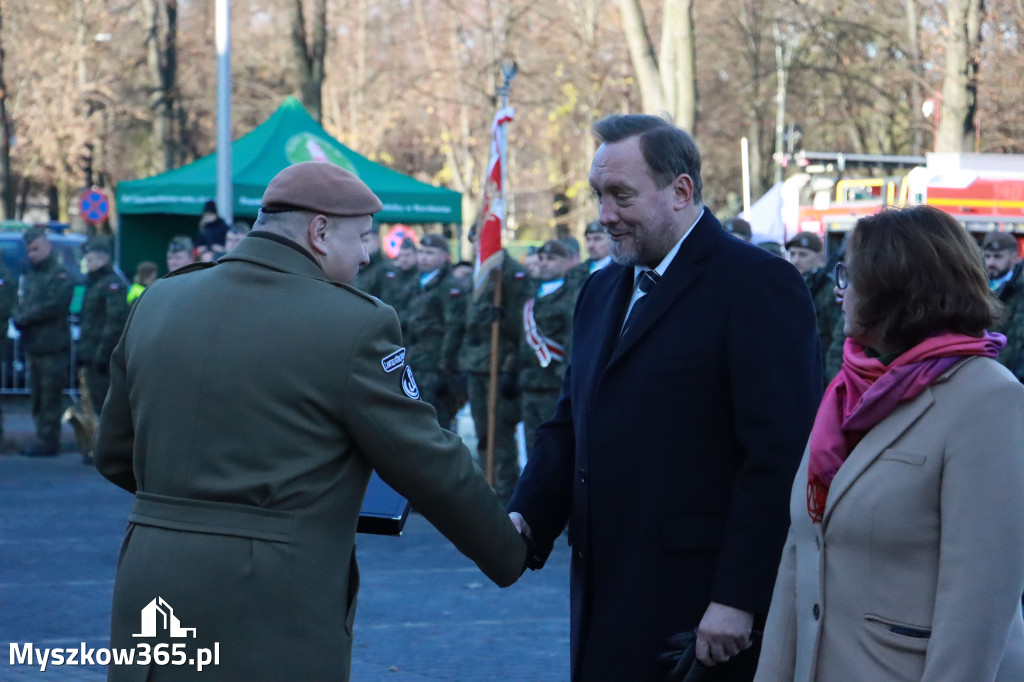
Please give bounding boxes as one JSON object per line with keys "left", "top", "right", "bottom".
{"left": 756, "top": 206, "right": 1024, "bottom": 682}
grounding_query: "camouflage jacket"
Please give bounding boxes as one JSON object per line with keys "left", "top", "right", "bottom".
{"left": 377, "top": 266, "right": 418, "bottom": 320}
{"left": 13, "top": 254, "right": 74, "bottom": 354}
{"left": 518, "top": 278, "right": 577, "bottom": 391}
{"left": 458, "top": 251, "right": 532, "bottom": 374}
{"left": 994, "top": 261, "right": 1024, "bottom": 381}
{"left": 352, "top": 251, "right": 389, "bottom": 298}
{"left": 0, "top": 261, "right": 16, "bottom": 333}
{"left": 79, "top": 264, "right": 130, "bottom": 367}
{"left": 402, "top": 265, "right": 467, "bottom": 374}
{"left": 806, "top": 268, "right": 841, "bottom": 377}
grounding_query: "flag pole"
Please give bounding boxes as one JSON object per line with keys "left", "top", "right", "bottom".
{"left": 485, "top": 61, "right": 517, "bottom": 487}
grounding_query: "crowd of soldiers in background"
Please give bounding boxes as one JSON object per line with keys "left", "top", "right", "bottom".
{"left": 10, "top": 201, "right": 1023, "bottom": 493}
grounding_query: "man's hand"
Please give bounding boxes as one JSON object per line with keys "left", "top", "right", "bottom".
{"left": 509, "top": 512, "right": 546, "bottom": 571}
{"left": 695, "top": 602, "right": 754, "bottom": 667}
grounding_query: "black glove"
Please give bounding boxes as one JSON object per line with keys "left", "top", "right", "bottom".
{"left": 521, "top": 531, "right": 545, "bottom": 571}
{"left": 499, "top": 372, "right": 519, "bottom": 399}
{"left": 657, "top": 630, "right": 706, "bottom": 682}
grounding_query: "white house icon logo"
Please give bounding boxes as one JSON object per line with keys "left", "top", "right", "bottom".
{"left": 132, "top": 597, "right": 197, "bottom": 638}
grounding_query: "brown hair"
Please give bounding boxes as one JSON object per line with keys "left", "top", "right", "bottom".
{"left": 846, "top": 205, "right": 1001, "bottom": 354}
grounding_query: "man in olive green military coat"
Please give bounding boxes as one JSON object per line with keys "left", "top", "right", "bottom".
{"left": 78, "top": 239, "right": 128, "bottom": 412}
{"left": 460, "top": 228, "right": 532, "bottom": 503}
{"left": 519, "top": 240, "right": 577, "bottom": 459}
{"left": 95, "top": 162, "right": 526, "bottom": 682}
{"left": 14, "top": 228, "right": 74, "bottom": 456}
{"left": 402, "top": 234, "right": 466, "bottom": 430}
{"left": 0, "top": 258, "right": 16, "bottom": 446}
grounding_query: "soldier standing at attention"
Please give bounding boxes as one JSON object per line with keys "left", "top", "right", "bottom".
{"left": 377, "top": 237, "right": 419, "bottom": 321}
{"left": 78, "top": 239, "right": 129, "bottom": 413}
{"left": 461, "top": 224, "right": 532, "bottom": 504}
{"left": 13, "top": 228, "right": 74, "bottom": 456}
{"left": 402, "top": 234, "right": 466, "bottom": 430}
{"left": 786, "top": 231, "right": 840, "bottom": 385}
{"left": 982, "top": 231, "right": 1024, "bottom": 381}
{"left": 352, "top": 222, "right": 387, "bottom": 297}
{"left": 520, "top": 240, "right": 576, "bottom": 459}
{"left": 0, "top": 258, "right": 17, "bottom": 449}
{"left": 567, "top": 220, "right": 613, "bottom": 286}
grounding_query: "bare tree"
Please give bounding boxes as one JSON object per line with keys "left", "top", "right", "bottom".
{"left": 289, "top": 0, "right": 327, "bottom": 122}
{"left": 937, "top": 0, "right": 984, "bottom": 152}
{"left": 141, "top": 0, "right": 180, "bottom": 172}
{"left": 616, "top": 0, "right": 697, "bottom": 131}
{"left": 0, "top": 8, "right": 13, "bottom": 219}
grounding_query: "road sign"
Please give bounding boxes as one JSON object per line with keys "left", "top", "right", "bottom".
{"left": 79, "top": 187, "right": 110, "bottom": 225}
{"left": 383, "top": 224, "right": 418, "bottom": 259}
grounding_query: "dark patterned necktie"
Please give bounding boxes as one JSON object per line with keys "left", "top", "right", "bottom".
{"left": 620, "top": 269, "right": 661, "bottom": 339}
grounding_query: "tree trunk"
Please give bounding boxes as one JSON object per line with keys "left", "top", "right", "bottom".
{"left": 937, "top": 0, "right": 983, "bottom": 152}
{"left": 289, "top": 0, "right": 326, "bottom": 123}
{"left": 142, "top": 0, "right": 179, "bottom": 172}
{"left": 905, "top": 0, "right": 925, "bottom": 154}
{"left": 616, "top": 0, "right": 665, "bottom": 114}
{"left": 0, "top": 10, "right": 13, "bottom": 220}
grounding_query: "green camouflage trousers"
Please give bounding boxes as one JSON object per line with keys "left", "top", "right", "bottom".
{"left": 520, "top": 389, "right": 559, "bottom": 461}
{"left": 28, "top": 352, "right": 69, "bottom": 447}
{"left": 466, "top": 372, "right": 520, "bottom": 503}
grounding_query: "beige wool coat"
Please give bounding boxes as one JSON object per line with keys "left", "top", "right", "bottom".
{"left": 95, "top": 235, "right": 525, "bottom": 681}
{"left": 755, "top": 356, "right": 1024, "bottom": 682}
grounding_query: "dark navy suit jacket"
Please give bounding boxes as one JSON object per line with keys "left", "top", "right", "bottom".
{"left": 509, "top": 210, "right": 822, "bottom": 681}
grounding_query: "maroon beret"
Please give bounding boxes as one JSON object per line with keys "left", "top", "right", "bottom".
{"left": 261, "top": 162, "right": 383, "bottom": 217}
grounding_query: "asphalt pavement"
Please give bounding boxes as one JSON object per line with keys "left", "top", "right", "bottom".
{"left": 0, "top": 398, "right": 571, "bottom": 681}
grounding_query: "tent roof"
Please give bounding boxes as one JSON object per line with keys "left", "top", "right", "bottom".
{"left": 116, "top": 97, "right": 461, "bottom": 223}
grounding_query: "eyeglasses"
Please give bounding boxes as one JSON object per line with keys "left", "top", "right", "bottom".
{"left": 834, "top": 262, "right": 848, "bottom": 290}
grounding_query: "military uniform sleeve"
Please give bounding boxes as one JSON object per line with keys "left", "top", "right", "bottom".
{"left": 499, "top": 265, "right": 529, "bottom": 373}
{"left": 94, "top": 303, "right": 141, "bottom": 493}
{"left": 341, "top": 304, "right": 526, "bottom": 586}
{"left": 0, "top": 264, "right": 15, "bottom": 320}
{"left": 16, "top": 269, "right": 74, "bottom": 326}
{"left": 97, "top": 277, "right": 130, "bottom": 365}
{"left": 441, "top": 277, "right": 466, "bottom": 374}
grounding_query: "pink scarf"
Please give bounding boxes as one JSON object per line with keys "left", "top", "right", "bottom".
{"left": 806, "top": 331, "right": 1005, "bottom": 522}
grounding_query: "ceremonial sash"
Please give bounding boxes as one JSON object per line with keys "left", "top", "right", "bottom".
{"left": 523, "top": 298, "right": 565, "bottom": 368}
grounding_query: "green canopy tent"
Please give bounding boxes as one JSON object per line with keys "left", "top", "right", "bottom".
{"left": 115, "top": 96, "right": 461, "bottom": 275}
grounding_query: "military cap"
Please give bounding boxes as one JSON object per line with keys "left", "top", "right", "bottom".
{"left": 260, "top": 162, "right": 383, "bottom": 217}
{"left": 982, "top": 231, "right": 1018, "bottom": 252}
{"left": 559, "top": 237, "right": 581, "bottom": 255}
{"left": 399, "top": 237, "right": 418, "bottom": 251}
{"left": 584, "top": 220, "right": 605, "bottom": 235}
{"left": 84, "top": 238, "right": 112, "bottom": 255}
{"left": 419, "top": 234, "right": 448, "bottom": 250}
{"left": 723, "top": 218, "right": 753, "bottom": 240}
{"left": 202, "top": 200, "right": 218, "bottom": 214}
{"left": 757, "top": 241, "right": 783, "bottom": 257}
{"left": 785, "top": 231, "right": 823, "bottom": 253}
{"left": 23, "top": 227, "right": 48, "bottom": 244}
{"left": 538, "top": 240, "right": 569, "bottom": 258}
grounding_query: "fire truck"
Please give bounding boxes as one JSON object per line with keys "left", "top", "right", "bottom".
{"left": 781, "top": 152, "right": 1024, "bottom": 258}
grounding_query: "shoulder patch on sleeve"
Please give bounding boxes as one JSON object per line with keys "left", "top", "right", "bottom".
{"left": 402, "top": 366, "right": 420, "bottom": 399}
{"left": 514, "top": 271, "right": 526, "bottom": 279}
{"left": 448, "top": 288, "right": 462, "bottom": 298}
{"left": 109, "top": 282, "right": 122, "bottom": 291}
{"left": 381, "top": 348, "right": 406, "bottom": 373}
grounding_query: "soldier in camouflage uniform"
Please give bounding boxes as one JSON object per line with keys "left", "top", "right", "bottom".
{"left": 402, "top": 234, "right": 466, "bottom": 429}
{"left": 519, "top": 240, "right": 577, "bottom": 459}
{"left": 567, "top": 220, "right": 613, "bottom": 288}
{"left": 13, "top": 229, "right": 74, "bottom": 456}
{"left": 352, "top": 223, "right": 388, "bottom": 297}
{"left": 78, "top": 239, "right": 129, "bottom": 412}
{"left": 376, "top": 237, "right": 418, "bottom": 322}
{"left": 0, "top": 259, "right": 16, "bottom": 448}
{"left": 460, "top": 227, "right": 532, "bottom": 503}
{"left": 786, "top": 231, "right": 841, "bottom": 387}
{"left": 983, "top": 232, "right": 1024, "bottom": 381}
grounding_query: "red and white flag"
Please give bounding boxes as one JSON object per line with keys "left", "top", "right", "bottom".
{"left": 474, "top": 106, "right": 514, "bottom": 290}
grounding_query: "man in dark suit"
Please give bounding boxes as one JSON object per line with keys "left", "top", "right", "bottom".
{"left": 508, "top": 115, "right": 821, "bottom": 681}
